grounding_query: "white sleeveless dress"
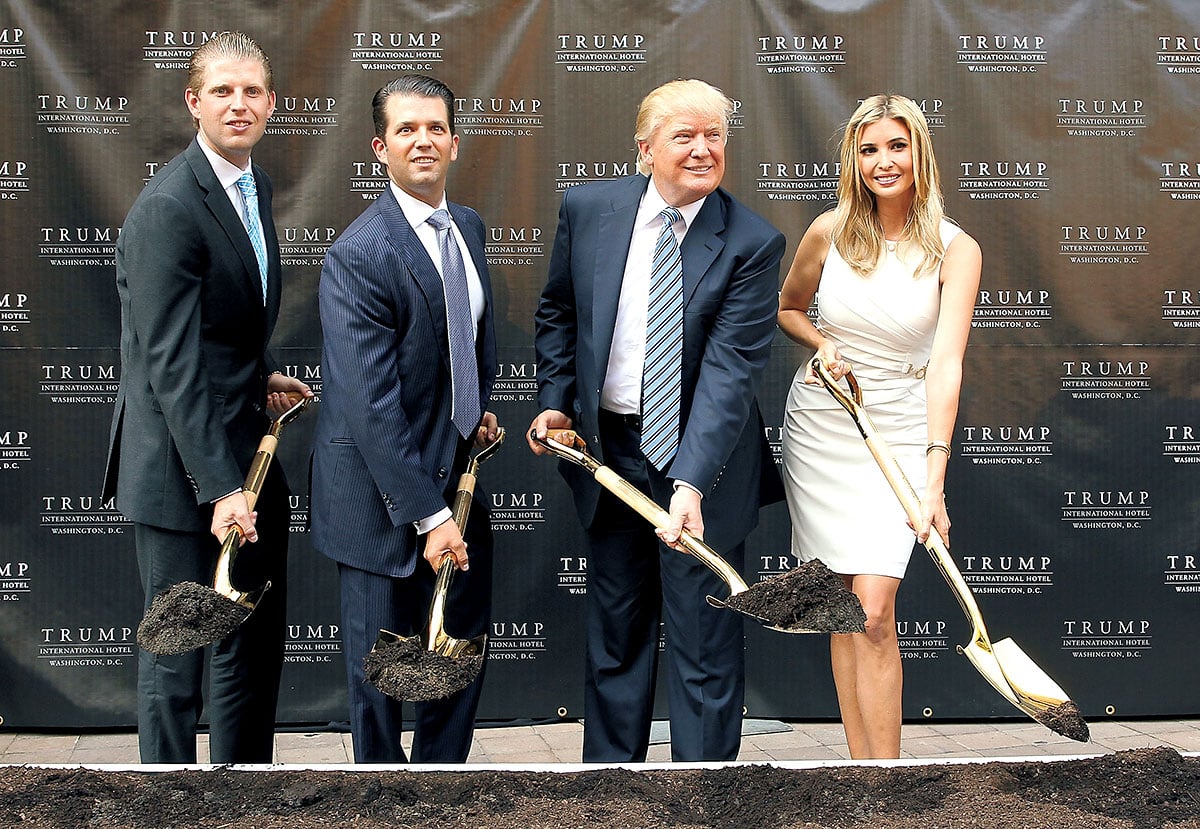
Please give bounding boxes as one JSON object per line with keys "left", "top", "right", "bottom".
{"left": 781, "top": 220, "right": 960, "bottom": 578}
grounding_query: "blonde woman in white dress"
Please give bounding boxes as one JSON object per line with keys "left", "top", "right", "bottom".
{"left": 778, "top": 94, "right": 981, "bottom": 759}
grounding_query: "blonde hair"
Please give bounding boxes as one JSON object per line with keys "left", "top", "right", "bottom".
{"left": 831, "top": 93, "right": 946, "bottom": 276}
{"left": 633, "top": 79, "right": 732, "bottom": 176}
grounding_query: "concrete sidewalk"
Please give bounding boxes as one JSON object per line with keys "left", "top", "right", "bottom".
{"left": 3, "top": 718, "right": 1199, "bottom": 765}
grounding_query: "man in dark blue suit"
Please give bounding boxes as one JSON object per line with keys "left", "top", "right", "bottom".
{"left": 104, "top": 32, "right": 312, "bottom": 764}
{"left": 528, "top": 79, "right": 785, "bottom": 762}
{"left": 310, "top": 75, "right": 500, "bottom": 763}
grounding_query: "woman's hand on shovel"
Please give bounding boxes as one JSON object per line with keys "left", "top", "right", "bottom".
{"left": 424, "top": 518, "right": 469, "bottom": 572}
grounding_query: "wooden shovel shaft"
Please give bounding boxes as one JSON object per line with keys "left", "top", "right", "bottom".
{"left": 540, "top": 429, "right": 750, "bottom": 594}
{"left": 426, "top": 428, "right": 506, "bottom": 651}
{"left": 812, "top": 360, "right": 1080, "bottom": 719}
{"left": 211, "top": 394, "right": 310, "bottom": 601}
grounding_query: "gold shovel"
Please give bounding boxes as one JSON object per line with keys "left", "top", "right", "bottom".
{"left": 812, "top": 358, "right": 1088, "bottom": 741}
{"left": 366, "top": 428, "right": 505, "bottom": 701}
{"left": 137, "top": 392, "right": 312, "bottom": 655}
{"left": 530, "top": 428, "right": 865, "bottom": 634}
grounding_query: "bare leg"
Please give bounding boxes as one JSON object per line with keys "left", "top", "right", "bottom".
{"left": 830, "top": 574, "right": 903, "bottom": 759}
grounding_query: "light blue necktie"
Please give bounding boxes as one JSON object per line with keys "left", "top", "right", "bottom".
{"left": 235, "top": 172, "right": 269, "bottom": 303}
{"left": 427, "top": 209, "right": 482, "bottom": 438}
{"left": 641, "top": 206, "right": 684, "bottom": 470}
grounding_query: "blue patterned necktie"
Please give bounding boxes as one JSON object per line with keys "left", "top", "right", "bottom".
{"left": 641, "top": 206, "right": 684, "bottom": 469}
{"left": 427, "top": 209, "right": 482, "bottom": 438}
{"left": 235, "top": 172, "right": 268, "bottom": 303}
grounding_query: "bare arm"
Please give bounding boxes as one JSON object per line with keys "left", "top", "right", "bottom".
{"left": 914, "top": 230, "right": 982, "bottom": 545}
{"left": 778, "top": 212, "right": 848, "bottom": 383}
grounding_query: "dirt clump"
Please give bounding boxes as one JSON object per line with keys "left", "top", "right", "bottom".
{"left": 136, "top": 581, "right": 251, "bottom": 655}
{"left": 725, "top": 559, "right": 867, "bottom": 633}
{"left": 2, "top": 746, "right": 1195, "bottom": 829}
{"left": 363, "top": 635, "right": 484, "bottom": 701}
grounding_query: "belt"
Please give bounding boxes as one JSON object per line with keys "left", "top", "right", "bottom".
{"left": 598, "top": 409, "right": 642, "bottom": 430}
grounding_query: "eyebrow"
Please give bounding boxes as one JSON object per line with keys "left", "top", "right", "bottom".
{"left": 860, "top": 135, "right": 908, "bottom": 147}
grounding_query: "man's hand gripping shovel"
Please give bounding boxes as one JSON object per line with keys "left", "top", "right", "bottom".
{"left": 365, "top": 429, "right": 505, "bottom": 702}
{"left": 136, "top": 392, "right": 312, "bottom": 655}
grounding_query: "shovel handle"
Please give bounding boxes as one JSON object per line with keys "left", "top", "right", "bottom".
{"left": 211, "top": 392, "right": 311, "bottom": 599}
{"left": 534, "top": 429, "right": 749, "bottom": 594}
{"left": 811, "top": 358, "right": 991, "bottom": 641}
{"left": 427, "top": 428, "right": 506, "bottom": 649}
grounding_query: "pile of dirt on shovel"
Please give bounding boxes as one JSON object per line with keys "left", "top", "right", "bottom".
{"left": 136, "top": 581, "right": 250, "bottom": 655}
{"left": 364, "top": 635, "right": 484, "bottom": 701}
{"left": 1, "top": 746, "right": 1197, "bottom": 828}
{"left": 725, "top": 559, "right": 867, "bottom": 633}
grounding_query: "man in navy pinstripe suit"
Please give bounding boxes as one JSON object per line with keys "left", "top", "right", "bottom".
{"left": 309, "top": 75, "right": 499, "bottom": 763}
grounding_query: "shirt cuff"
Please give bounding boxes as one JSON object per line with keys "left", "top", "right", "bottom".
{"left": 414, "top": 507, "right": 453, "bottom": 535}
{"left": 210, "top": 488, "right": 244, "bottom": 504}
{"left": 672, "top": 479, "right": 703, "bottom": 499}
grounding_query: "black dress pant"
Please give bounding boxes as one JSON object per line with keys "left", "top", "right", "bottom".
{"left": 582, "top": 410, "right": 745, "bottom": 762}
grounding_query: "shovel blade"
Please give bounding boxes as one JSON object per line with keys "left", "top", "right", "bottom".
{"left": 432, "top": 631, "right": 487, "bottom": 658}
{"left": 366, "top": 629, "right": 485, "bottom": 702}
{"left": 961, "top": 637, "right": 1089, "bottom": 741}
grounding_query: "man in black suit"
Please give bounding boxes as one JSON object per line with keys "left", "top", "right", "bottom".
{"left": 528, "top": 79, "right": 785, "bottom": 762}
{"left": 103, "top": 31, "right": 311, "bottom": 764}
{"left": 309, "top": 75, "right": 499, "bottom": 763}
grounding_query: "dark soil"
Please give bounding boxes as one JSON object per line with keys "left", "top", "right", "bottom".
{"left": 136, "top": 581, "right": 251, "bottom": 655}
{"left": 364, "top": 635, "right": 484, "bottom": 702}
{"left": 1, "top": 746, "right": 1197, "bottom": 828}
{"left": 1033, "top": 700, "right": 1091, "bottom": 743}
{"left": 725, "top": 560, "right": 867, "bottom": 634}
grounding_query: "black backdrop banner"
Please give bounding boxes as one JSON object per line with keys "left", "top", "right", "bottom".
{"left": 1, "top": 0, "right": 1197, "bottom": 729}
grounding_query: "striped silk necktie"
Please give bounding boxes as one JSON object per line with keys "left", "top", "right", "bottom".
{"left": 641, "top": 206, "right": 684, "bottom": 469}
{"left": 235, "top": 172, "right": 268, "bottom": 303}
{"left": 428, "top": 209, "right": 482, "bottom": 438}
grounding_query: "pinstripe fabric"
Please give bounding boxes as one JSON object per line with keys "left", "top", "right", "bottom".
{"left": 641, "top": 206, "right": 683, "bottom": 469}
{"left": 310, "top": 189, "right": 496, "bottom": 575}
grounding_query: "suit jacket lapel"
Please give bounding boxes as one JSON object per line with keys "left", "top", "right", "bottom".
{"left": 681, "top": 189, "right": 726, "bottom": 305}
{"left": 593, "top": 175, "right": 646, "bottom": 387}
{"left": 185, "top": 140, "right": 265, "bottom": 314}
{"left": 257, "top": 165, "right": 282, "bottom": 338}
{"left": 379, "top": 189, "right": 451, "bottom": 373}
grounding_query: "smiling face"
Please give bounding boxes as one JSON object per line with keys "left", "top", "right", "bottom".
{"left": 638, "top": 112, "right": 726, "bottom": 207}
{"left": 185, "top": 57, "right": 275, "bottom": 169}
{"left": 371, "top": 93, "right": 459, "bottom": 207}
{"left": 856, "top": 117, "right": 915, "bottom": 204}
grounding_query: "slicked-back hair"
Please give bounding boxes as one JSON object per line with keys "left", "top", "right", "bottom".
{"left": 372, "top": 74, "right": 456, "bottom": 138}
{"left": 186, "top": 31, "right": 272, "bottom": 129}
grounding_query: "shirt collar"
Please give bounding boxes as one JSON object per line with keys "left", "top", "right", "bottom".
{"left": 640, "top": 179, "right": 707, "bottom": 231}
{"left": 389, "top": 181, "right": 448, "bottom": 229}
{"left": 194, "top": 135, "right": 252, "bottom": 191}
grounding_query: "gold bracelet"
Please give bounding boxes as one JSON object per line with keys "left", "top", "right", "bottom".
{"left": 926, "top": 441, "right": 951, "bottom": 458}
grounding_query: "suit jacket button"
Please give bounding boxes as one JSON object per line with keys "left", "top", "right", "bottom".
{"left": 437, "top": 467, "right": 448, "bottom": 479}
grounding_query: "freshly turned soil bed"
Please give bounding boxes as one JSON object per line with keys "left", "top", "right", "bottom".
{"left": 2, "top": 746, "right": 1197, "bottom": 828}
